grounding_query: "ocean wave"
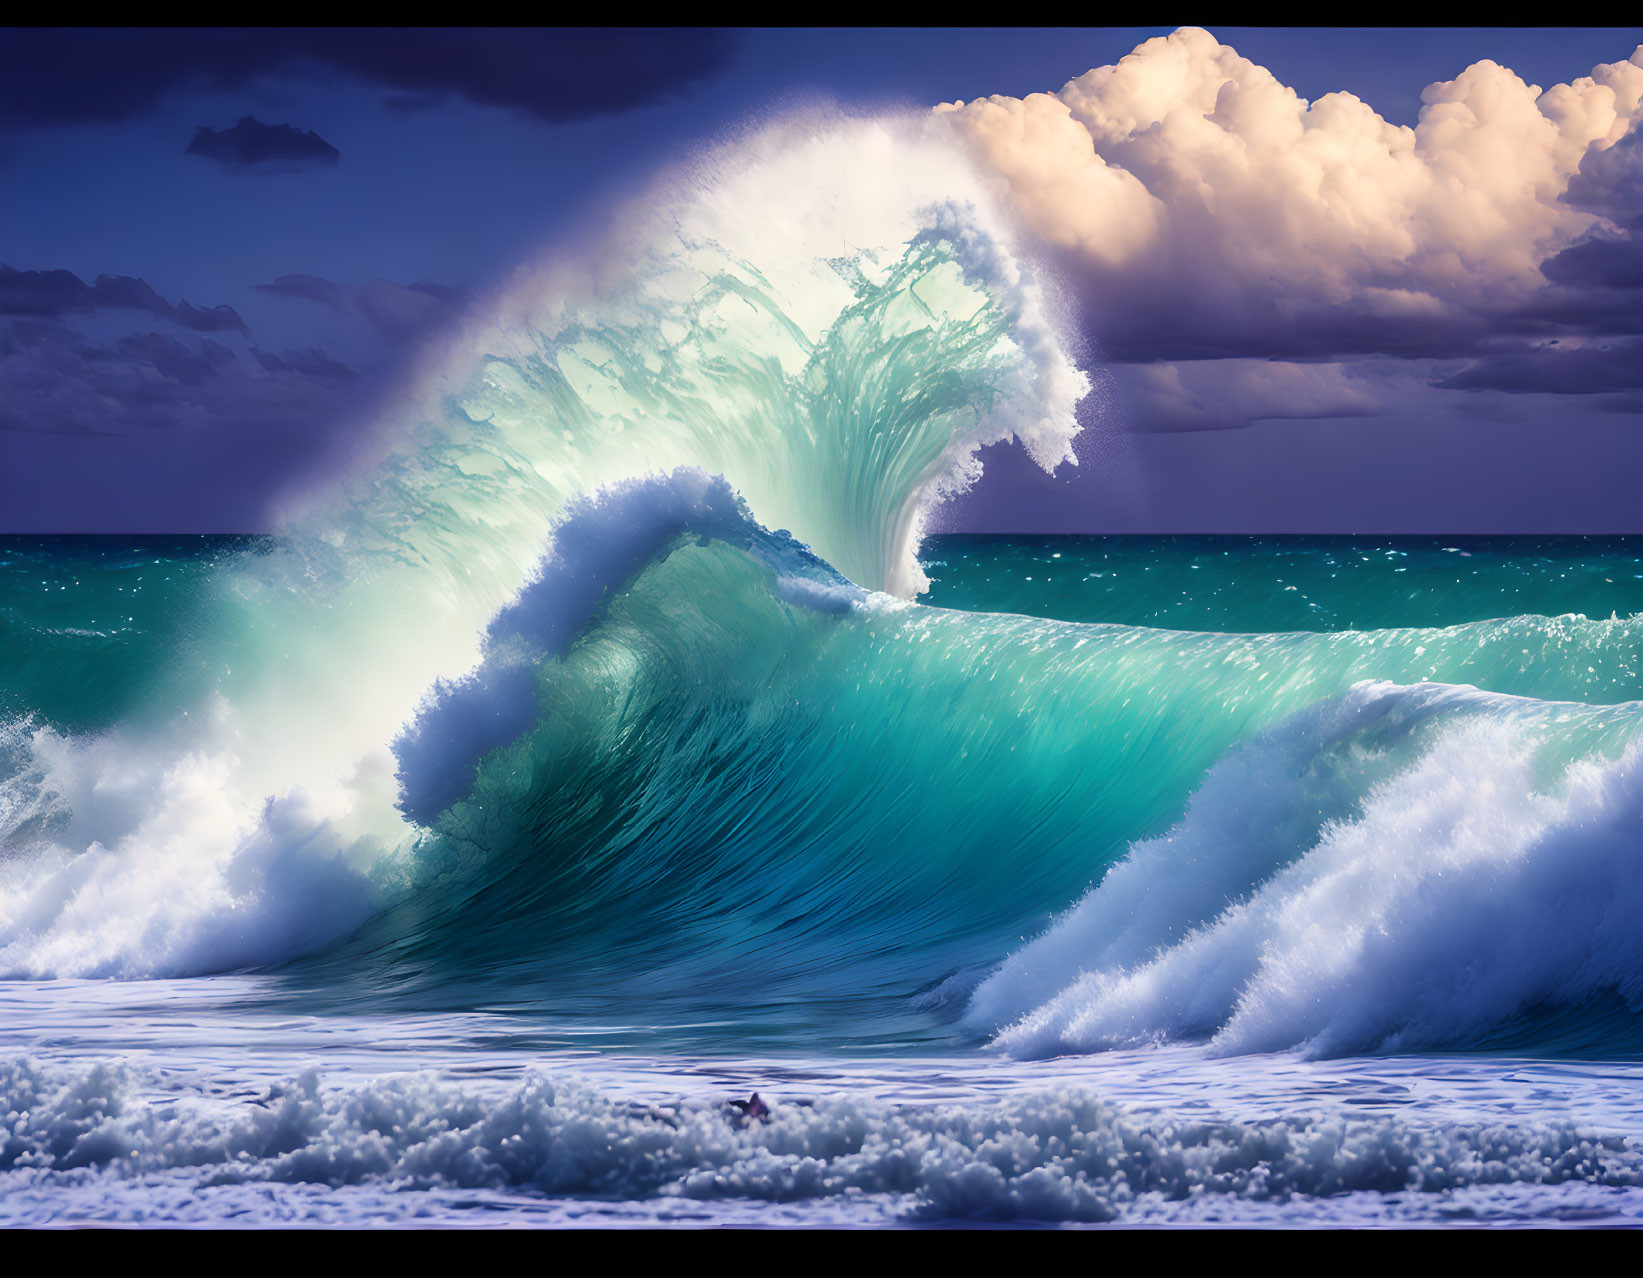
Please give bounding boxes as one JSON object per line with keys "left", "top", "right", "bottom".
{"left": 0, "top": 116, "right": 1086, "bottom": 986}
{"left": 391, "top": 469, "right": 856, "bottom": 825}
{"left": 0, "top": 114, "right": 1639, "bottom": 1063}
{"left": 970, "top": 680, "right": 1643, "bottom": 1058}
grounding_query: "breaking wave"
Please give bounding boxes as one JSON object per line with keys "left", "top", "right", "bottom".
{"left": 1, "top": 112, "right": 1640, "bottom": 1060}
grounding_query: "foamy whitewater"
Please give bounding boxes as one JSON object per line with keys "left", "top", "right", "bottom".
{"left": 3, "top": 115, "right": 1642, "bottom": 1227}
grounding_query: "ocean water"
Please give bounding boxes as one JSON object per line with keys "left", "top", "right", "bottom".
{"left": 3, "top": 117, "right": 1642, "bottom": 1228}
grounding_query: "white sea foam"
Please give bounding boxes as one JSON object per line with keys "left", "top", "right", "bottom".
{"left": 970, "top": 680, "right": 1643, "bottom": 1058}
{"left": 0, "top": 714, "right": 384, "bottom": 978}
{"left": 1, "top": 1056, "right": 1634, "bottom": 1226}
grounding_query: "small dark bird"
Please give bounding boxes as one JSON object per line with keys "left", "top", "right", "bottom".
{"left": 728, "top": 1092, "right": 771, "bottom": 1125}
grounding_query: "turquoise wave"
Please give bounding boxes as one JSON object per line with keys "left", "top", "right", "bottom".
{"left": 1, "top": 118, "right": 1640, "bottom": 1059}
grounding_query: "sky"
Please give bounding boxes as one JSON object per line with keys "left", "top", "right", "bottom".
{"left": 2, "top": 26, "right": 1641, "bottom": 534}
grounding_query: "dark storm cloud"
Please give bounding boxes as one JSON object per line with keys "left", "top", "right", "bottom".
{"left": 1, "top": 257, "right": 481, "bottom": 456}
{"left": 0, "top": 264, "right": 248, "bottom": 334}
{"left": 1541, "top": 227, "right": 1643, "bottom": 292}
{"left": 1434, "top": 339, "right": 1643, "bottom": 396}
{"left": 1048, "top": 224, "right": 1643, "bottom": 422}
{"left": 0, "top": 28, "right": 738, "bottom": 128}
{"left": 1059, "top": 207, "right": 1643, "bottom": 370}
{"left": 1539, "top": 126, "right": 1643, "bottom": 305}
{"left": 110, "top": 331, "right": 239, "bottom": 388}
{"left": 0, "top": 265, "right": 167, "bottom": 319}
{"left": 80, "top": 274, "right": 172, "bottom": 314}
{"left": 1563, "top": 123, "right": 1643, "bottom": 222}
{"left": 186, "top": 116, "right": 340, "bottom": 168}
{"left": 0, "top": 316, "right": 355, "bottom": 438}
{"left": 400, "top": 280, "right": 465, "bottom": 307}
{"left": 1078, "top": 293, "right": 1498, "bottom": 366}
{"left": 0, "top": 261, "right": 471, "bottom": 447}
{"left": 1106, "top": 358, "right": 1385, "bottom": 434}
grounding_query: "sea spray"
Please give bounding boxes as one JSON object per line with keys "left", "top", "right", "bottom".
{"left": 0, "top": 116, "right": 1086, "bottom": 983}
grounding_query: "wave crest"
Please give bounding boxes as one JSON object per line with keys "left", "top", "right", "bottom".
{"left": 970, "top": 681, "right": 1643, "bottom": 1058}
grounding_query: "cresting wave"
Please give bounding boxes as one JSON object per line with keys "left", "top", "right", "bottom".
{"left": 0, "top": 114, "right": 1085, "bottom": 985}
{"left": 967, "top": 681, "right": 1643, "bottom": 1059}
{"left": 1, "top": 113, "right": 1641, "bottom": 1060}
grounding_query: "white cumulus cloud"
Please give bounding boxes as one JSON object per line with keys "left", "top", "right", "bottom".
{"left": 934, "top": 27, "right": 1643, "bottom": 365}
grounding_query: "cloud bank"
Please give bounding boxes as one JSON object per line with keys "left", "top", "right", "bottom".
{"left": 0, "top": 318, "right": 355, "bottom": 440}
{"left": 0, "top": 264, "right": 248, "bottom": 333}
{"left": 0, "top": 260, "right": 481, "bottom": 529}
{"left": 935, "top": 27, "right": 1643, "bottom": 427}
{"left": 0, "top": 28, "right": 737, "bottom": 128}
{"left": 0, "top": 262, "right": 472, "bottom": 442}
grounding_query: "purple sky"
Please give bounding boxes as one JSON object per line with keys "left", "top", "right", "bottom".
{"left": 3, "top": 27, "right": 1641, "bottom": 534}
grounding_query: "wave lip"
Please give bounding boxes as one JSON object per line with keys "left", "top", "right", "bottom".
{"left": 391, "top": 469, "right": 855, "bottom": 825}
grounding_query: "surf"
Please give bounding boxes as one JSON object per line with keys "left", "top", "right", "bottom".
{"left": 0, "top": 111, "right": 1641, "bottom": 1062}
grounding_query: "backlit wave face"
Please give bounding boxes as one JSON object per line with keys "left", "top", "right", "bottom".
{"left": 0, "top": 114, "right": 1087, "bottom": 987}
